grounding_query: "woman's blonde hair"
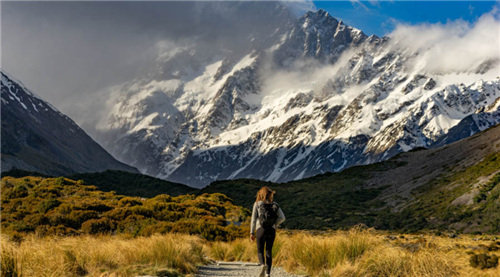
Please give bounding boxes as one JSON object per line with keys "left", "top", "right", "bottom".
{"left": 256, "top": 186, "right": 275, "bottom": 203}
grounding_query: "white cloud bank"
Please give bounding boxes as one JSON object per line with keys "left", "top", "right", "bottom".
{"left": 388, "top": 8, "right": 500, "bottom": 74}
{"left": 279, "top": 0, "right": 317, "bottom": 17}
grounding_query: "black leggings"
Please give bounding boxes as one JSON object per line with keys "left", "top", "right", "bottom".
{"left": 256, "top": 227, "right": 276, "bottom": 274}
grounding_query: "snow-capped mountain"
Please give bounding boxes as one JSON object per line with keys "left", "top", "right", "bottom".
{"left": 1, "top": 71, "right": 138, "bottom": 175}
{"left": 97, "top": 9, "right": 500, "bottom": 188}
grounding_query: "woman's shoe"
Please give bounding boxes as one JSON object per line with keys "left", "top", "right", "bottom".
{"left": 259, "top": 264, "right": 267, "bottom": 277}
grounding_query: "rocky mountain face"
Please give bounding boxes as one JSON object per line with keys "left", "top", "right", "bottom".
{"left": 97, "top": 8, "right": 500, "bottom": 188}
{"left": 1, "top": 72, "right": 138, "bottom": 176}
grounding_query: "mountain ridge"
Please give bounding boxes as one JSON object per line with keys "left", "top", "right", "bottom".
{"left": 71, "top": 7, "right": 500, "bottom": 187}
{"left": 1, "top": 71, "right": 139, "bottom": 176}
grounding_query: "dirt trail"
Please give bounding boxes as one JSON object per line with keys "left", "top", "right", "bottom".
{"left": 196, "top": 262, "right": 305, "bottom": 277}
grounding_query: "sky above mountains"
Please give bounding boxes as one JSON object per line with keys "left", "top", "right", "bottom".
{"left": 1, "top": 0, "right": 499, "bottom": 136}
{"left": 314, "top": 1, "right": 499, "bottom": 36}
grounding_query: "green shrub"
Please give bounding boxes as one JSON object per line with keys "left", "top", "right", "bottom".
{"left": 487, "top": 242, "right": 500, "bottom": 251}
{"left": 10, "top": 221, "right": 34, "bottom": 232}
{"left": 469, "top": 253, "right": 499, "bottom": 269}
{"left": 80, "top": 201, "right": 113, "bottom": 212}
{"left": 5, "top": 185, "right": 29, "bottom": 199}
{"left": 81, "top": 218, "right": 116, "bottom": 234}
{"left": 23, "top": 214, "right": 49, "bottom": 227}
{"left": 116, "top": 214, "right": 150, "bottom": 236}
{"left": 37, "top": 199, "right": 61, "bottom": 213}
{"left": 118, "top": 197, "right": 142, "bottom": 207}
{"left": 149, "top": 194, "right": 172, "bottom": 203}
{"left": 68, "top": 210, "right": 99, "bottom": 229}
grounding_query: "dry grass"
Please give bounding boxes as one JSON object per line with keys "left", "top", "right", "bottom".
{"left": 205, "top": 227, "right": 500, "bottom": 277}
{"left": 274, "top": 227, "right": 377, "bottom": 276}
{"left": 2, "top": 228, "right": 500, "bottom": 277}
{"left": 1, "top": 233, "right": 205, "bottom": 277}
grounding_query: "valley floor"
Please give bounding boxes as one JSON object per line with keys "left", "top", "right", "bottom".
{"left": 2, "top": 227, "right": 499, "bottom": 277}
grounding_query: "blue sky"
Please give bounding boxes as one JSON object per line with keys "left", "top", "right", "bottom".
{"left": 313, "top": 1, "right": 499, "bottom": 36}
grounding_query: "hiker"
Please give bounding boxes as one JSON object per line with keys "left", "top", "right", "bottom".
{"left": 250, "top": 186, "right": 285, "bottom": 277}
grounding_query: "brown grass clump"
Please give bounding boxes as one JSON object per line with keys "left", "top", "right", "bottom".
{"left": 358, "top": 247, "right": 458, "bottom": 277}
{"left": 208, "top": 239, "right": 256, "bottom": 262}
{"left": 1, "top": 233, "right": 205, "bottom": 277}
{"left": 274, "top": 227, "right": 378, "bottom": 276}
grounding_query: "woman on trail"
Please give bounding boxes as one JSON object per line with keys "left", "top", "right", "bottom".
{"left": 250, "top": 186, "right": 286, "bottom": 277}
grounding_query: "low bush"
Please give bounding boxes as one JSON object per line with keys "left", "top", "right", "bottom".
{"left": 469, "top": 252, "right": 499, "bottom": 269}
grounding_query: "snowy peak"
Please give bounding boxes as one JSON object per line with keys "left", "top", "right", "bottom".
{"left": 274, "top": 9, "right": 368, "bottom": 65}
{"left": 95, "top": 9, "right": 500, "bottom": 188}
{"left": 301, "top": 9, "right": 339, "bottom": 30}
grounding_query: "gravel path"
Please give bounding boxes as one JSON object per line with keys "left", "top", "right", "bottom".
{"left": 196, "top": 262, "right": 305, "bottom": 277}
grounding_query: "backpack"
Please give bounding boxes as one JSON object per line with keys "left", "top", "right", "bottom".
{"left": 258, "top": 202, "right": 279, "bottom": 229}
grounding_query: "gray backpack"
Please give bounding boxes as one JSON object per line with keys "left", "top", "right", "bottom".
{"left": 258, "top": 202, "right": 279, "bottom": 229}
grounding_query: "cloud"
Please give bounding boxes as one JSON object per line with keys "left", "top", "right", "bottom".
{"left": 259, "top": 49, "right": 358, "bottom": 103}
{"left": 1, "top": 1, "right": 297, "bottom": 137}
{"left": 387, "top": 8, "right": 500, "bottom": 74}
{"left": 349, "top": 0, "right": 371, "bottom": 12}
{"left": 280, "top": 0, "right": 317, "bottom": 17}
{"left": 469, "top": 4, "right": 475, "bottom": 15}
{"left": 368, "top": 0, "right": 381, "bottom": 7}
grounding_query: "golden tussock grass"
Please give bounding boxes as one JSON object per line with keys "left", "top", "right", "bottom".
{"left": 1, "top": 233, "right": 205, "bottom": 277}
{"left": 204, "top": 227, "right": 500, "bottom": 277}
{"left": 2, "top": 228, "right": 500, "bottom": 277}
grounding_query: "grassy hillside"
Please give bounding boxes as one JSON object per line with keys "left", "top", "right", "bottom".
{"left": 201, "top": 124, "right": 500, "bottom": 233}
{"left": 390, "top": 153, "right": 500, "bottom": 233}
{"left": 2, "top": 169, "right": 199, "bottom": 197}
{"left": 0, "top": 176, "right": 248, "bottom": 241}
{"left": 201, "top": 162, "right": 405, "bottom": 230}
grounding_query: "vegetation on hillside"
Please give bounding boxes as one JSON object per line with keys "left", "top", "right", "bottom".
{"left": 201, "top": 151, "right": 500, "bottom": 233}
{"left": 1, "top": 168, "right": 50, "bottom": 178}
{"left": 2, "top": 169, "right": 198, "bottom": 198}
{"left": 201, "top": 161, "right": 409, "bottom": 230}
{"left": 0, "top": 176, "right": 248, "bottom": 241}
{"left": 388, "top": 152, "right": 500, "bottom": 233}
